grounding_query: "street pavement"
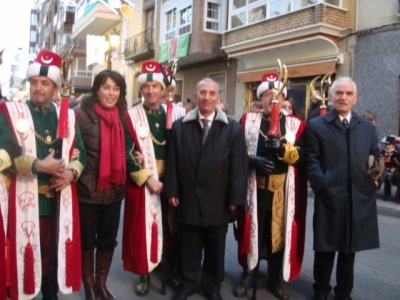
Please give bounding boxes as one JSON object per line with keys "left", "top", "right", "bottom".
{"left": 57, "top": 187, "right": 400, "bottom": 300}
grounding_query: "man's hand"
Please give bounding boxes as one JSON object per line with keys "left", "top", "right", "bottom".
{"left": 35, "top": 149, "right": 66, "bottom": 176}
{"left": 134, "top": 151, "right": 144, "bottom": 165}
{"left": 71, "top": 148, "right": 80, "bottom": 160}
{"left": 49, "top": 169, "right": 74, "bottom": 192}
{"left": 169, "top": 197, "right": 179, "bottom": 207}
{"left": 265, "top": 134, "right": 284, "bottom": 156}
{"left": 249, "top": 155, "right": 275, "bottom": 175}
{"left": 146, "top": 177, "right": 163, "bottom": 194}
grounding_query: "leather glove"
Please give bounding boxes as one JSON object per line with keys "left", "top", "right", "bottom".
{"left": 264, "top": 134, "right": 285, "bottom": 157}
{"left": 249, "top": 155, "right": 275, "bottom": 176}
{"left": 368, "top": 155, "right": 384, "bottom": 181}
{"left": 2, "top": 141, "right": 23, "bottom": 160}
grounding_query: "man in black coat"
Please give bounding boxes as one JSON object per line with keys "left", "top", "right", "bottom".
{"left": 306, "top": 77, "right": 383, "bottom": 300}
{"left": 164, "top": 78, "right": 248, "bottom": 300}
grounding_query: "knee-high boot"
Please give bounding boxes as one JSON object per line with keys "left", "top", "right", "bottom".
{"left": 95, "top": 249, "right": 116, "bottom": 300}
{"left": 82, "top": 250, "right": 97, "bottom": 300}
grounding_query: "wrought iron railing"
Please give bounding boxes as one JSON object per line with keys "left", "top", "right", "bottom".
{"left": 124, "top": 28, "right": 154, "bottom": 59}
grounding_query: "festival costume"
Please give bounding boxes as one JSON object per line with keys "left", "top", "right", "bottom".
{"left": 122, "top": 102, "right": 185, "bottom": 276}
{"left": 236, "top": 110, "right": 307, "bottom": 281}
{"left": 0, "top": 100, "right": 86, "bottom": 300}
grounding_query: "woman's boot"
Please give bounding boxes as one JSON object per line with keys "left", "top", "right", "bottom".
{"left": 82, "top": 250, "right": 97, "bottom": 300}
{"left": 95, "top": 249, "right": 116, "bottom": 300}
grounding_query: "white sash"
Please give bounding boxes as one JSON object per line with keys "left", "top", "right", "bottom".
{"left": 0, "top": 173, "right": 8, "bottom": 239}
{"left": 127, "top": 105, "right": 163, "bottom": 272}
{"left": 6, "top": 102, "right": 76, "bottom": 298}
{"left": 282, "top": 116, "right": 302, "bottom": 282}
{"left": 244, "top": 113, "right": 261, "bottom": 270}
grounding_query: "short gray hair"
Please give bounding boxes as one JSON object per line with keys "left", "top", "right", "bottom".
{"left": 330, "top": 77, "right": 357, "bottom": 95}
{"left": 195, "top": 78, "right": 220, "bottom": 94}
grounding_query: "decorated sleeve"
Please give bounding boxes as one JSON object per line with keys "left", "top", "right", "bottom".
{"left": 124, "top": 121, "right": 150, "bottom": 186}
{"left": 67, "top": 125, "right": 87, "bottom": 178}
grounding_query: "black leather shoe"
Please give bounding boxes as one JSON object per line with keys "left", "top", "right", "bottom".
{"left": 267, "top": 278, "right": 290, "bottom": 300}
{"left": 233, "top": 270, "right": 255, "bottom": 297}
{"left": 171, "top": 288, "right": 195, "bottom": 300}
{"left": 135, "top": 274, "right": 151, "bottom": 296}
{"left": 166, "top": 273, "right": 182, "bottom": 291}
{"left": 312, "top": 292, "right": 328, "bottom": 300}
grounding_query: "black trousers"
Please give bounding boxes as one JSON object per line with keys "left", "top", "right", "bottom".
{"left": 180, "top": 223, "right": 228, "bottom": 294}
{"left": 79, "top": 201, "right": 122, "bottom": 251}
{"left": 313, "top": 251, "right": 355, "bottom": 298}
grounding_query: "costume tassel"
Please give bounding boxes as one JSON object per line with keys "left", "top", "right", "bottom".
{"left": 165, "top": 100, "right": 173, "bottom": 129}
{"left": 268, "top": 104, "right": 281, "bottom": 137}
{"left": 57, "top": 97, "right": 69, "bottom": 139}
{"left": 65, "top": 238, "right": 75, "bottom": 288}
{"left": 240, "top": 212, "right": 251, "bottom": 254}
{"left": 150, "top": 221, "right": 158, "bottom": 263}
{"left": 319, "top": 107, "right": 327, "bottom": 116}
{"left": 5, "top": 238, "right": 10, "bottom": 287}
{"left": 23, "top": 243, "right": 35, "bottom": 295}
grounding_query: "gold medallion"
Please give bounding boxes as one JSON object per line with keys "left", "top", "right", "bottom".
{"left": 155, "top": 123, "right": 159, "bottom": 128}
{"left": 46, "top": 136, "right": 52, "bottom": 143}
{"left": 248, "top": 126, "right": 258, "bottom": 136}
{"left": 138, "top": 127, "right": 148, "bottom": 139}
{"left": 15, "top": 119, "right": 30, "bottom": 134}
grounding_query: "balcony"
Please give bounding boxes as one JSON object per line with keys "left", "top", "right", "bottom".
{"left": 222, "top": 3, "right": 347, "bottom": 75}
{"left": 71, "top": 1, "right": 122, "bottom": 40}
{"left": 124, "top": 29, "right": 154, "bottom": 62}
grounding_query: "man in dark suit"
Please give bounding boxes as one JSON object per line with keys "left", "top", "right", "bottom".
{"left": 164, "top": 78, "right": 248, "bottom": 300}
{"left": 306, "top": 77, "right": 383, "bottom": 300}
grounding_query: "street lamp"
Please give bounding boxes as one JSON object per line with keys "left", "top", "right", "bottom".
{"left": 105, "top": 29, "right": 119, "bottom": 70}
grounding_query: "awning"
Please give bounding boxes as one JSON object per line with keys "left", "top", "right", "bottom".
{"left": 237, "top": 58, "right": 337, "bottom": 83}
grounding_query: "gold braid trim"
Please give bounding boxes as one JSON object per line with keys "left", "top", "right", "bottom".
{"left": 0, "top": 149, "right": 12, "bottom": 172}
{"left": 13, "top": 154, "right": 36, "bottom": 176}
{"left": 130, "top": 169, "right": 151, "bottom": 187}
{"left": 149, "top": 131, "right": 166, "bottom": 146}
{"left": 268, "top": 173, "right": 287, "bottom": 253}
{"left": 278, "top": 144, "right": 299, "bottom": 165}
{"left": 38, "top": 185, "right": 54, "bottom": 198}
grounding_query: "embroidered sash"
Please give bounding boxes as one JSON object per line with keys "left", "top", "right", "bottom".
{"left": 6, "top": 102, "right": 76, "bottom": 298}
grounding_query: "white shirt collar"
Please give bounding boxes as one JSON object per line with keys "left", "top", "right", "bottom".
{"left": 339, "top": 112, "right": 352, "bottom": 123}
{"left": 198, "top": 111, "right": 215, "bottom": 127}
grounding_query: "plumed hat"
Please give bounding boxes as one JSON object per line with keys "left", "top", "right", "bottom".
{"left": 26, "top": 50, "right": 62, "bottom": 88}
{"left": 163, "top": 66, "right": 176, "bottom": 93}
{"left": 381, "top": 135, "right": 400, "bottom": 145}
{"left": 257, "top": 72, "right": 287, "bottom": 99}
{"left": 137, "top": 61, "right": 166, "bottom": 91}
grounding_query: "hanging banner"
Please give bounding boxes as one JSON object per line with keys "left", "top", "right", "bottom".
{"left": 86, "top": 35, "right": 106, "bottom": 66}
{"left": 158, "top": 34, "right": 191, "bottom": 63}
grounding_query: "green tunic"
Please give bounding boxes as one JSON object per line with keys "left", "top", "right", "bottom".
{"left": 0, "top": 100, "right": 87, "bottom": 216}
{"left": 125, "top": 104, "right": 167, "bottom": 175}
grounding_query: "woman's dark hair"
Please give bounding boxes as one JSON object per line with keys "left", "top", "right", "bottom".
{"left": 284, "top": 99, "right": 297, "bottom": 116}
{"left": 86, "top": 70, "right": 127, "bottom": 116}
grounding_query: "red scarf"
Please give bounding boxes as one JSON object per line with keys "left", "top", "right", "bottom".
{"left": 94, "top": 103, "right": 126, "bottom": 190}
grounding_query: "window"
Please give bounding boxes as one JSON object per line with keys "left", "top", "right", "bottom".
{"left": 31, "top": 13, "right": 37, "bottom": 26}
{"left": 163, "top": 0, "right": 192, "bottom": 41}
{"left": 230, "top": 1, "right": 267, "bottom": 29}
{"left": 208, "top": 72, "right": 226, "bottom": 102}
{"left": 165, "top": 8, "right": 177, "bottom": 41}
{"left": 179, "top": 6, "right": 192, "bottom": 35}
{"left": 74, "top": 57, "right": 93, "bottom": 78}
{"left": 30, "top": 31, "right": 37, "bottom": 43}
{"left": 206, "top": 1, "right": 221, "bottom": 32}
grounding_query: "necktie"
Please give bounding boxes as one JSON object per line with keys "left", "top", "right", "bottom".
{"left": 342, "top": 118, "right": 349, "bottom": 130}
{"left": 201, "top": 119, "right": 209, "bottom": 143}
